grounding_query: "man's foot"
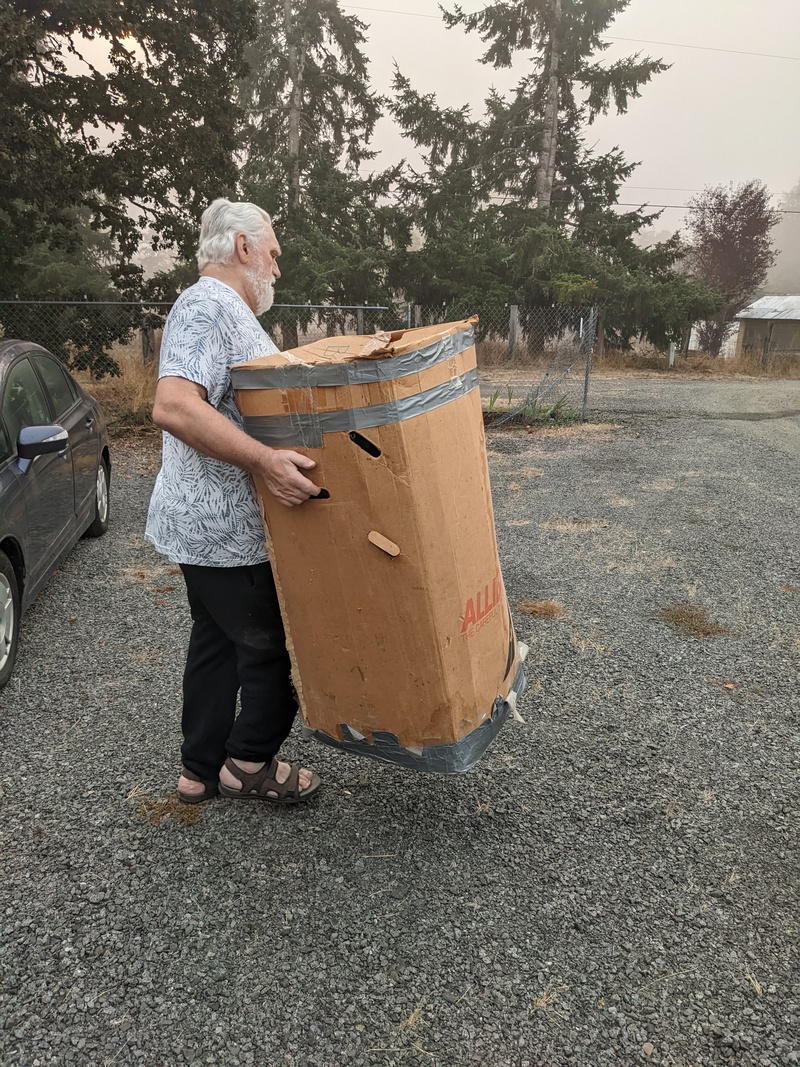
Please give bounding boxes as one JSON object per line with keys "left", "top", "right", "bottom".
{"left": 178, "top": 773, "right": 205, "bottom": 799}
{"left": 177, "top": 767, "right": 219, "bottom": 804}
{"left": 219, "top": 757, "right": 320, "bottom": 804}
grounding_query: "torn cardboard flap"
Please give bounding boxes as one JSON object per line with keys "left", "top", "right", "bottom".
{"left": 230, "top": 318, "right": 480, "bottom": 372}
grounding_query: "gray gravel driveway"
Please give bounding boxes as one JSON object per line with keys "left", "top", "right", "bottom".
{"left": 1, "top": 378, "right": 798, "bottom": 1067}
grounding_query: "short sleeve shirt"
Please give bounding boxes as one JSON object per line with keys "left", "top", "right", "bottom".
{"left": 145, "top": 277, "right": 279, "bottom": 566}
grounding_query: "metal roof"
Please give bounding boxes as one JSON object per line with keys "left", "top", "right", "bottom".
{"left": 736, "top": 295, "right": 800, "bottom": 321}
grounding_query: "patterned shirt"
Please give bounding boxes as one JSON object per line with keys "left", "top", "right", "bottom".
{"left": 145, "top": 276, "right": 279, "bottom": 566}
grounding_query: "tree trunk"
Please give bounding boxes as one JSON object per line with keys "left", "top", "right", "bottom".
{"left": 284, "top": 0, "right": 306, "bottom": 209}
{"left": 536, "top": 0, "right": 562, "bottom": 210}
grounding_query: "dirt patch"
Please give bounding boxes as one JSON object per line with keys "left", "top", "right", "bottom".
{"left": 658, "top": 604, "right": 728, "bottom": 639}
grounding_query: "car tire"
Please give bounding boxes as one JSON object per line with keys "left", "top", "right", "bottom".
{"left": 85, "top": 457, "right": 110, "bottom": 538}
{"left": 0, "top": 550, "right": 20, "bottom": 690}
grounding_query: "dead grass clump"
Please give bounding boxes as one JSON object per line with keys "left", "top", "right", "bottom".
{"left": 542, "top": 515, "right": 609, "bottom": 533}
{"left": 595, "top": 346, "right": 800, "bottom": 380}
{"left": 594, "top": 347, "right": 667, "bottom": 372}
{"left": 529, "top": 422, "right": 616, "bottom": 440}
{"left": 658, "top": 604, "right": 728, "bottom": 639}
{"left": 137, "top": 794, "right": 203, "bottom": 827}
{"left": 519, "top": 598, "right": 565, "bottom": 619}
{"left": 76, "top": 341, "right": 159, "bottom": 436}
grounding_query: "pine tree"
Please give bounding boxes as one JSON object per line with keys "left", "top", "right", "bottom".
{"left": 0, "top": 0, "right": 257, "bottom": 295}
{"left": 237, "top": 0, "right": 405, "bottom": 344}
{"left": 443, "top": 0, "right": 668, "bottom": 215}
{"left": 388, "top": 2, "right": 704, "bottom": 347}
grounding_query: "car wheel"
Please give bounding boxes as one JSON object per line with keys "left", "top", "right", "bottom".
{"left": 0, "top": 550, "right": 20, "bottom": 689}
{"left": 85, "top": 457, "right": 110, "bottom": 537}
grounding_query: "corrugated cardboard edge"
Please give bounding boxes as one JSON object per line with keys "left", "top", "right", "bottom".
{"left": 300, "top": 659, "right": 528, "bottom": 775}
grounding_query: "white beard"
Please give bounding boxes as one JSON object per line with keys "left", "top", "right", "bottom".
{"left": 247, "top": 262, "right": 275, "bottom": 315}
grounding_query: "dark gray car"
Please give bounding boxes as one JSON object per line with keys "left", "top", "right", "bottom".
{"left": 0, "top": 339, "right": 111, "bottom": 688}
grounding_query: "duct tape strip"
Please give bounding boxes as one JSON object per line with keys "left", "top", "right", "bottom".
{"left": 243, "top": 367, "right": 479, "bottom": 448}
{"left": 301, "top": 662, "right": 528, "bottom": 775}
{"left": 230, "top": 326, "right": 475, "bottom": 390}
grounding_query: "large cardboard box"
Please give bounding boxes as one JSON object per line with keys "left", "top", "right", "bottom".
{"left": 230, "top": 319, "right": 527, "bottom": 774}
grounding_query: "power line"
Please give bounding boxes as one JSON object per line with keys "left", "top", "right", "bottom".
{"left": 612, "top": 203, "right": 800, "bottom": 213}
{"left": 342, "top": 5, "right": 800, "bottom": 62}
{"left": 603, "top": 34, "right": 800, "bottom": 62}
{"left": 624, "top": 185, "right": 702, "bottom": 193}
{"left": 484, "top": 195, "right": 800, "bottom": 213}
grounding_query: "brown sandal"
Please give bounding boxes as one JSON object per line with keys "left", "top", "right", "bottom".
{"left": 218, "top": 757, "right": 321, "bottom": 805}
{"left": 177, "top": 767, "right": 219, "bottom": 805}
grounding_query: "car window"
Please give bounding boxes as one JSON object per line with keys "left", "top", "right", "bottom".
{"left": 1, "top": 358, "right": 53, "bottom": 451}
{"left": 34, "top": 354, "right": 78, "bottom": 419}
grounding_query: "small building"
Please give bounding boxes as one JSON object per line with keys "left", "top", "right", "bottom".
{"left": 735, "top": 296, "right": 800, "bottom": 361}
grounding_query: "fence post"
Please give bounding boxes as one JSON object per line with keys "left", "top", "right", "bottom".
{"left": 507, "top": 304, "right": 519, "bottom": 361}
{"left": 680, "top": 325, "right": 691, "bottom": 359}
{"left": 356, "top": 306, "right": 365, "bottom": 335}
{"left": 141, "top": 326, "right": 156, "bottom": 364}
{"left": 581, "top": 307, "right": 599, "bottom": 422}
{"left": 406, "top": 303, "right": 412, "bottom": 330}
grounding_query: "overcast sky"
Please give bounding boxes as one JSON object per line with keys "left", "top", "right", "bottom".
{"left": 343, "top": 0, "right": 800, "bottom": 232}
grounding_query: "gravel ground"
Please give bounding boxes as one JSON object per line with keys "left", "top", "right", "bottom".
{"left": 1, "top": 379, "right": 798, "bottom": 1067}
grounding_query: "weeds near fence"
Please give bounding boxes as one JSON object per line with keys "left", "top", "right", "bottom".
{"left": 595, "top": 347, "right": 800, "bottom": 379}
{"left": 78, "top": 341, "right": 158, "bottom": 436}
{"left": 483, "top": 386, "right": 580, "bottom": 428}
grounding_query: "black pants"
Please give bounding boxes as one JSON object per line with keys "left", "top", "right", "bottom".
{"left": 179, "top": 562, "right": 298, "bottom": 782}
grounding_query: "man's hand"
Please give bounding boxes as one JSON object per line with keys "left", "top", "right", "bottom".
{"left": 153, "top": 376, "right": 323, "bottom": 507}
{"left": 256, "top": 449, "right": 322, "bottom": 508}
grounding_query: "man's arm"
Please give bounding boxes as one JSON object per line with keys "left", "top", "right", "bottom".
{"left": 152, "top": 376, "right": 321, "bottom": 508}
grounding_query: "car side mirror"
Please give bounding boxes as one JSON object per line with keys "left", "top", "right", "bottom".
{"left": 17, "top": 425, "right": 69, "bottom": 460}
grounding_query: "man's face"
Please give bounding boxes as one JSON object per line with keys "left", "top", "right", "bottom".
{"left": 244, "top": 226, "right": 281, "bottom": 316}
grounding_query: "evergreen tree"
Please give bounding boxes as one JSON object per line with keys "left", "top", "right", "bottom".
{"left": 0, "top": 0, "right": 257, "bottom": 296}
{"left": 389, "top": 0, "right": 716, "bottom": 349}
{"left": 237, "top": 0, "right": 407, "bottom": 344}
{"left": 443, "top": 0, "right": 668, "bottom": 215}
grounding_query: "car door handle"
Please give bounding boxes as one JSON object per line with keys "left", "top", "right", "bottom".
{"left": 85, "top": 417, "right": 94, "bottom": 428}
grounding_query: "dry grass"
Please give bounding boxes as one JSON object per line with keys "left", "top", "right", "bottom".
{"left": 528, "top": 422, "right": 617, "bottom": 440}
{"left": 136, "top": 793, "right": 203, "bottom": 826}
{"left": 658, "top": 604, "right": 728, "bottom": 639}
{"left": 518, "top": 598, "right": 565, "bottom": 619}
{"left": 594, "top": 346, "right": 800, "bottom": 380}
{"left": 76, "top": 341, "right": 158, "bottom": 437}
{"left": 529, "top": 981, "right": 567, "bottom": 1023}
{"left": 542, "top": 514, "right": 610, "bottom": 533}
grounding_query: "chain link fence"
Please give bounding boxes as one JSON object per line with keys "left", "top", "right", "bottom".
{"left": 0, "top": 299, "right": 598, "bottom": 418}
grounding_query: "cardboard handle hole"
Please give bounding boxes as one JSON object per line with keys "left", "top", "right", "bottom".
{"left": 349, "top": 431, "right": 382, "bottom": 458}
{"left": 311, "top": 487, "right": 330, "bottom": 499}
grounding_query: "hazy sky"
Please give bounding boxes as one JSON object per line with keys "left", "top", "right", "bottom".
{"left": 343, "top": 0, "right": 800, "bottom": 231}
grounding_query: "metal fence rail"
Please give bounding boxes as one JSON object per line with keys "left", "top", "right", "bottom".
{"left": 0, "top": 299, "right": 598, "bottom": 418}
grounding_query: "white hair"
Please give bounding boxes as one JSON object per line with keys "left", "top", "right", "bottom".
{"left": 196, "top": 198, "right": 273, "bottom": 271}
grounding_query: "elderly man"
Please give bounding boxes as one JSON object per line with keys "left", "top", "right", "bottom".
{"left": 146, "top": 198, "right": 321, "bottom": 805}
